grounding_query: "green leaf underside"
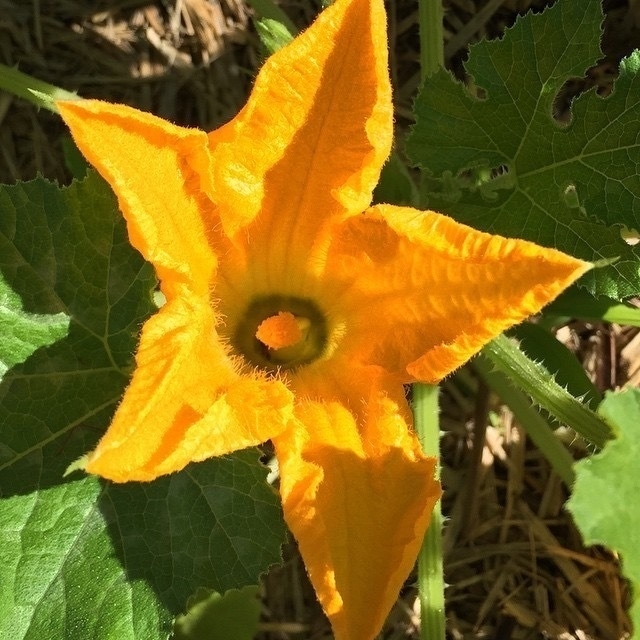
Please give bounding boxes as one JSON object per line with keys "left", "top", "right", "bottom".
{"left": 0, "top": 174, "right": 286, "bottom": 640}
{"left": 567, "top": 388, "right": 640, "bottom": 633}
{"left": 407, "top": 0, "right": 640, "bottom": 298}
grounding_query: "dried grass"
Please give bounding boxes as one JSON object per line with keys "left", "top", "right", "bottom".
{"left": 0, "top": 0, "right": 259, "bottom": 181}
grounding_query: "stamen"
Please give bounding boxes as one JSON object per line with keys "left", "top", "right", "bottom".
{"left": 256, "top": 311, "right": 305, "bottom": 350}
{"left": 233, "top": 295, "right": 328, "bottom": 370}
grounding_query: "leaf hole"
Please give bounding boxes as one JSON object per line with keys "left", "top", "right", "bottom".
{"left": 620, "top": 226, "right": 640, "bottom": 246}
{"left": 562, "top": 184, "right": 581, "bottom": 209}
{"left": 552, "top": 60, "right": 618, "bottom": 126}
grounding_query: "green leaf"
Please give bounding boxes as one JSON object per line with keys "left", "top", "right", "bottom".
{"left": 545, "top": 286, "right": 640, "bottom": 327}
{"left": 173, "top": 586, "right": 261, "bottom": 640}
{"left": 255, "top": 18, "right": 294, "bottom": 55}
{"left": 406, "top": 0, "right": 640, "bottom": 298}
{"left": 567, "top": 388, "right": 640, "bottom": 633}
{"left": 0, "top": 173, "right": 156, "bottom": 489}
{"left": 0, "top": 174, "right": 286, "bottom": 640}
{"left": 0, "top": 274, "right": 68, "bottom": 375}
{"left": 245, "top": 0, "right": 297, "bottom": 40}
{"left": 373, "top": 151, "right": 419, "bottom": 207}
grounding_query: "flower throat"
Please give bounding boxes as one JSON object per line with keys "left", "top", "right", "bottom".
{"left": 233, "top": 295, "right": 328, "bottom": 371}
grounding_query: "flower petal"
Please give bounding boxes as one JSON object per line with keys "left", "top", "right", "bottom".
{"left": 327, "top": 204, "right": 592, "bottom": 382}
{"left": 57, "top": 100, "right": 215, "bottom": 299}
{"left": 209, "top": 0, "right": 392, "bottom": 275}
{"left": 85, "top": 292, "right": 293, "bottom": 482}
{"left": 273, "top": 390, "right": 440, "bottom": 640}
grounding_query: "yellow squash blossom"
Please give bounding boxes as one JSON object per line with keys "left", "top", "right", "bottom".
{"left": 57, "top": 0, "right": 590, "bottom": 637}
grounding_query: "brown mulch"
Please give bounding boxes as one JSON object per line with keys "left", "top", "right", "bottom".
{"left": 2, "top": 1, "right": 639, "bottom": 638}
{"left": 0, "top": 0, "right": 261, "bottom": 182}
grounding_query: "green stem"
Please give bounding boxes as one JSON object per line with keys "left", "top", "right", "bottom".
{"left": 0, "top": 63, "right": 77, "bottom": 112}
{"left": 413, "top": 383, "right": 446, "bottom": 640}
{"left": 473, "top": 355, "right": 575, "bottom": 486}
{"left": 415, "top": 0, "right": 445, "bottom": 637}
{"left": 481, "top": 334, "right": 613, "bottom": 448}
{"left": 418, "top": 0, "right": 444, "bottom": 79}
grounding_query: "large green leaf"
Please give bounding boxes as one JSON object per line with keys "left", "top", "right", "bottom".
{"left": 567, "top": 388, "right": 640, "bottom": 634}
{"left": 0, "top": 174, "right": 286, "bottom": 640}
{"left": 406, "top": 0, "right": 640, "bottom": 299}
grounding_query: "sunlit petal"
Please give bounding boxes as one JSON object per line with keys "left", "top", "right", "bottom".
{"left": 57, "top": 100, "right": 216, "bottom": 299}
{"left": 85, "top": 292, "right": 293, "bottom": 482}
{"left": 274, "top": 396, "right": 440, "bottom": 640}
{"left": 327, "top": 204, "right": 591, "bottom": 382}
{"left": 208, "top": 0, "right": 392, "bottom": 290}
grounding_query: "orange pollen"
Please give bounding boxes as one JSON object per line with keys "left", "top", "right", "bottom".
{"left": 256, "top": 312, "right": 305, "bottom": 350}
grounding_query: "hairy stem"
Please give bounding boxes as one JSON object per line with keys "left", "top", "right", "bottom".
{"left": 419, "top": 0, "right": 444, "bottom": 78}
{"left": 482, "top": 334, "right": 612, "bottom": 448}
{"left": 474, "top": 355, "right": 576, "bottom": 486}
{"left": 413, "top": 383, "right": 446, "bottom": 640}
{"left": 0, "top": 63, "right": 77, "bottom": 112}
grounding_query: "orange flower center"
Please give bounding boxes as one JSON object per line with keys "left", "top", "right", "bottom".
{"left": 233, "top": 295, "right": 328, "bottom": 371}
{"left": 256, "top": 312, "right": 310, "bottom": 350}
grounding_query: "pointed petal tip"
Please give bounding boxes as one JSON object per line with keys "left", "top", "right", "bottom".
{"left": 406, "top": 253, "right": 593, "bottom": 385}
{"left": 275, "top": 400, "right": 441, "bottom": 640}
{"left": 210, "top": 0, "right": 392, "bottom": 242}
{"left": 336, "top": 204, "right": 594, "bottom": 384}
